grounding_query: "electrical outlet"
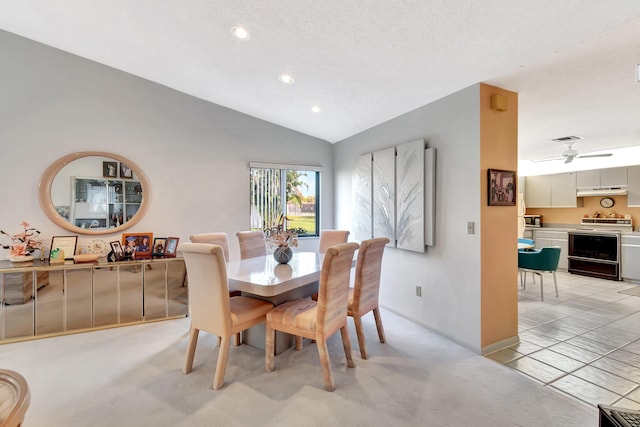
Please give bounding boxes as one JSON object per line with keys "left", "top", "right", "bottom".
{"left": 416, "top": 285, "right": 422, "bottom": 297}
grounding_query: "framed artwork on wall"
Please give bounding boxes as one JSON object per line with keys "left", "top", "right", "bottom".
{"left": 488, "top": 169, "right": 516, "bottom": 206}
{"left": 103, "top": 161, "right": 118, "bottom": 178}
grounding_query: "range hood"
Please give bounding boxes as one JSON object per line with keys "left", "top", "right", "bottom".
{"left": 576, "top": 185, "right": 628, "bottom": 197}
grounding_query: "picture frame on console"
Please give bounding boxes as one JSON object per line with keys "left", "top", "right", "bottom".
{"left": 488, "top": 168, "right": 516, "bottom": 206}
{"left": 152, "top": 237, "right": 167, "bottom": 257}
{"left": 164, "top": 237, "right": 180, "bottom": 258}
{"left": 49, "top": 236, "right": 78, "bottom": 262}
{"left": 121, "top": 232, "right": 153, "bottom": 260}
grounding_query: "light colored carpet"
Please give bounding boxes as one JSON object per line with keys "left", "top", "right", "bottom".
{"left": 619, "top": 286, "right": 640, "bottom": 297}
{"left": 0, "top": 309, "right": 597, "bottom": 426}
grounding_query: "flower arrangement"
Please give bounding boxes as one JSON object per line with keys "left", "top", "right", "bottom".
{"left": 264, "top": 214, "right": 298, "bottom": 250}
{"left": 1, "top": 222, "right": 43, "bottom": 257}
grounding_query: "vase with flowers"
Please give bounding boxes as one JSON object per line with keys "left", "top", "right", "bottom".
{"left": 264, "top": 214, "right": 298, "bottom": 264}
{"left": 1, "top": 222, "right": 43, "bottom": 262}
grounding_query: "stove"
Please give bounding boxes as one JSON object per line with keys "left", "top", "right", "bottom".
{"left": 568, "top": 218, "right": 630, "bottom": 280}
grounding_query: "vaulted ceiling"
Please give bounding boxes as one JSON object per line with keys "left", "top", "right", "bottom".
{"left": 1, "top": 1, "right": 639, "bottom": 174}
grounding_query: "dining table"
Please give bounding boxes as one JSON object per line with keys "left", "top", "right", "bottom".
{"left": 225, "top": 251, "right": 326, "bottom": 353}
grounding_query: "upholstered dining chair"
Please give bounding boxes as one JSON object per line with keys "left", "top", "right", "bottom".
{"left": 180, "top": 243, "right": 274, "bottom": 390}
{"left": 349, "top": 237, "right": 389, "bottom": 359}
{"left": 236, "top": 231, "right": 267, "bottom": 259}
{"left": 190, "top": 232, "right": 240, "bottom": 298}
{"left": 318, "top": 229, "right": 350, "bottom": 253}
{"left": 265, "top": 242, "right": 360, "bottom": 391}
{"left": 0, "top": 369, "right": 30, "bottom": 427}
{"left": 518, "top": 246, "right": 561, "bottom": 301}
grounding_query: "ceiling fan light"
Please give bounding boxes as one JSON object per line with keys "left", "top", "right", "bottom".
{"left": 637, "top": 63, "right": 640, "bottom": 82}
{"left": 279, "top": 74, "right": 294, "bottom": 84}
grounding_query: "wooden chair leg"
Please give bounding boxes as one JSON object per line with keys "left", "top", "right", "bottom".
{"left": 234, "top": 332, "right": 241, "bottom": 346}
{"left": 317, "top": 336, "right": 335, "bottom": 391}
{"left": 183, "top": 328, "right": 199, "bottom": 374}
{"left": 372, "top": 307, "right": 386, "bottom": 343}
{"left": 352, "top": 314, "right": 368, "bottom": 359}
{"left": 340, "top": 325, "right": 355, "bottom": 369}
{"left": 265, "top": 325, "right": 275, "bottom": 372}
{"left": 217, "top": 336, "right": 222, "bottom": 347}
{"left": 295, "top": 336, "right": 303, "bottom": 350}
{"left": 213, "top": 336, "right": 231, "bottom": 390}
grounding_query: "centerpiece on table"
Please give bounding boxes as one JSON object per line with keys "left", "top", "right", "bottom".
{"left": 1, "top": 222, "right": 43, "bottom": 262}
{"left": 264, "top": 214, "right": 298, "bottom": 264}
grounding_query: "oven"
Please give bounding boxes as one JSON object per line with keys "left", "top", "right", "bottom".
{"left": 568, "top": 231, "right": 621, "bottom": 281}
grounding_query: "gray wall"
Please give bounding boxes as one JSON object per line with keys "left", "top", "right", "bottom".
{"left": 333, "top": 85, "right": 484, "bottom": 351}
{"left": 0, "top": 30, "right": 333, "bottom": 260}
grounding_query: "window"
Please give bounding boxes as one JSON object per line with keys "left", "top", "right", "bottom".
{"left": 250, "top": 164, "right": 319, "bottom": 237}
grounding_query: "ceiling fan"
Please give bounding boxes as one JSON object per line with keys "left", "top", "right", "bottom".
{"left": 534, "top": 137, "right": 613, "bottom": 164}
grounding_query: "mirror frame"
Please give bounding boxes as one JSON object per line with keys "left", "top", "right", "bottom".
{"left": 39, "top": 151, "right": 152, "bottom": 235}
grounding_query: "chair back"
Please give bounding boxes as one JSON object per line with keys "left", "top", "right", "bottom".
{"left": 189, "top": 232, "right": 230, "bottom": 262}
{"left": 0, "top": 369, "right": 30, "bottom": 427}
{"left": 518, "top": 246, "right": 561, "bottom": 271}
{"left": 352, "top": 237, "right": 389, "bottom": 314}
{"left": 316, "top": 242, "right": 360, "bottom": 336}
{"left": 318, "top": 230, "right": 350, "bottom": 254}
{"left": 236, "top": 231, "right": 267, "bottom": 259}
{"left": 180, "top": 243, "right": 232, "bottom": 336}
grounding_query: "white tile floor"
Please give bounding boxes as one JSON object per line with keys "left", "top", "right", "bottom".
{"left": 487, "top": 270, "right": 640, "bottom": 410}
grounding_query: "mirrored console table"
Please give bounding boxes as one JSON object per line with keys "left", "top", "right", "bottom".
{"left": 0, "top": 257, "right": 188, "bottom": 343}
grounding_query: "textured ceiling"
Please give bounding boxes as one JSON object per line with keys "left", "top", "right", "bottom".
{"left": 1, "top": 1, "right": 640, "bottom": 174}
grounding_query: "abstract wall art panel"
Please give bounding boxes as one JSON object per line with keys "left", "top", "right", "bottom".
{"left": 352, "top": 153, "right": 372, "bottom": 242}
{"left": 396, "top": 139, "right": 425, "bottom": 252}
{"left": 373, "top": 147, "right": 395, "bottom": 245}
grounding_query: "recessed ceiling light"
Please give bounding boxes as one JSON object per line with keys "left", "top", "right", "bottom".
{"left": 311, "top": 105, "right": 321, "bottom": 113}
{"left": 231, "top": 26, "right": 250, "bottom": 40}
{"left": 637, "top": 63, "right": 640, "bottom": 82}
{"left": 279, "top": 74, "right": 294, "bottom": 85}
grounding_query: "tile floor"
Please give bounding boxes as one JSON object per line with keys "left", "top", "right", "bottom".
{"left": 487, "top": 270, "right": 640, "bottom": 410}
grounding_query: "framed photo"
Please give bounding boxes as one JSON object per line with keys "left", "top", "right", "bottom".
{"left": 49, "top": 236, "right": 78, "bottom": 261}
{"left": 109, "top": 241, "right": 124, "bottom": 258}
{"left": 120, "top": 162, "right": 133, "bottom": 179}
{"left": 488, "top": 169, "right": 517, "bottom": 206}
{"left": 121, "top": 232, "right": 153, "bottom": 259}
{"left": 103, "top": 161, "right": 118, "bottom": 178}
{"left": 152, "top": 237, "right": 167, "bottom": 256}
{"left": 164, "top": 237, "right": 180, "bottom": 257}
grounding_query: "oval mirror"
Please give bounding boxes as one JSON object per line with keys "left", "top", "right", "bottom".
{"left": 39, "top": 152, "right": 151, "bottom": 235}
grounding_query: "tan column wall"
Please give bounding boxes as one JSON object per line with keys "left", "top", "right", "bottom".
{"left": 479, "top": 83, "right": 519, "bottom": 349}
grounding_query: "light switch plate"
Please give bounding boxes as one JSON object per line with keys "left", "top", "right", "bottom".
{"left": 467, "top": 221, "right": 475, "bottom": 234}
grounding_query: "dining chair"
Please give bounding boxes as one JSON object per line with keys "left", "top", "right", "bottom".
{"left": 236, "top": 231, "right": 267, "bottom": 259}
{"left": 190, "top": 232, "right": 240, "bottom": 297}
{"left": 180, "top": 243, "right": 274, "bottom": 390}
{"left": 188, "top": 233, "right": 242, "bottom": 345}
{"left": 349, "top": 237, "right": 389, "bottom": 359}
{"left": 189, "top": 232, "right": 231, "bottom": 262}
{"left": 318, "top": 229, "right": 350, "bottom": 253}
{"left": 265, "top": 242, "right": 360, "bottom": 391}
{"left": 0, "top": 369, "right": 30, "bottom": 427}
{"left": 517, "top": 246, "right": 561, "bottom": 301}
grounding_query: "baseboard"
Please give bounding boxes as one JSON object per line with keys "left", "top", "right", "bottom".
{"left": 481, "top": 335, "right": 520, "bottom": 356}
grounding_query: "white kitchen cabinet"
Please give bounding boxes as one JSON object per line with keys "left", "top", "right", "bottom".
{"left": 576, "top": 167, "right": 627, "bottom": 188}
{"left": 533, "top": 230, "right": 568, "bottom": 270}
{"left": 525, "top": 175, "right": 551, "bottom": 207}
{"left": 525, "top": 173, "right": 576, "bottom": 208}
{"left": 627, "top": 166, "right": 640, "bottom": 207}
{"left": 550, "top": 172, "right": 577, "bottom": 207}
{"left": 621, "top": 235, "right": 640, "bottom": 282}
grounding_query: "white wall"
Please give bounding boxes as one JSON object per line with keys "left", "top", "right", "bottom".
{"left": 0, "top": 30, "right": 331, "bottom": 260}
{"left": 333, "top": 85, "right": 483, "bottom": 351}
